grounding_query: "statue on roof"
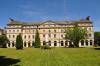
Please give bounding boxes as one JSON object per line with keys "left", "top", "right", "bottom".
{"left": 9, "top": 18, "right": 14, "bottom": 21}
{"left": 86, "top": 16, "right": 90, "bottom": 21}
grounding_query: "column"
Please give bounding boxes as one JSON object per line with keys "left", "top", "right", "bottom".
{"left": 84, "top": 40, "right": 86, "bottom": 47}
{"left": 88, "top": 40, "right": 90, "bottom": 46}
{"left": 6, "top": 43, "right": 8, "bottom": 48}
{"left": 26, "top": 42, "right": 28, "bottom": 47}
{"left": 10, "top": 41, "right": 12, "bottom": 48}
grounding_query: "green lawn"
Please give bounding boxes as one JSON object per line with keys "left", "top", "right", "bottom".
{"left": 0, "top": 47, "right": 100, "bottom": 66}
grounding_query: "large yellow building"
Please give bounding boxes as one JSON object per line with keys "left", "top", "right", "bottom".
{"left": 5, "top": 17, "right": 94, "bottom": 48}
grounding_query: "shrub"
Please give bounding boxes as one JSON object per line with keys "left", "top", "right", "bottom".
{"left": 41, "top": 45, "right": 51, "bottom": 49}
{"left": 0, "top": 34, "right": 9, "bottom": 48}
{"left": 16, "top": 34, "right": 23, "bottom": 50}
{"left": 34, "top": 30, "right": 41, "bottom": 48}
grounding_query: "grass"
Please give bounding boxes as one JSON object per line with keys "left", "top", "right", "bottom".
{"left": 0, "top": 47, "right": 100, "bottom": 66}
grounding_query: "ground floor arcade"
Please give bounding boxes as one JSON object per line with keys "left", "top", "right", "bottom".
{"left": 6, "top": 39, "right": 94, "bottom": 48}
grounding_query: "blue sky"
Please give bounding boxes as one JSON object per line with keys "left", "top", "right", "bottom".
{"left": 0, "top": 0, "right": 100, "bottom": 31}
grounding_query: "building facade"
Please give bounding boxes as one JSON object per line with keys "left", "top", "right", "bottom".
{"left": 0, "top": 28, "right": 4, "bottom": 35}
{"left": 5, "top": 18, "right": 94, "bottom": 48}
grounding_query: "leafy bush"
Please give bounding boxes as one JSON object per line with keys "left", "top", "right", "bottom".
{"left": 0, "top": 34, "right": 9, "bottom": 48}
{"left": 41, "top": 45, "right": 51, "bottom": 49}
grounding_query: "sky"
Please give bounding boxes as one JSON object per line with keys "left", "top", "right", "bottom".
{"left": 0, "top": 0, "right": 100, "bottom": 31}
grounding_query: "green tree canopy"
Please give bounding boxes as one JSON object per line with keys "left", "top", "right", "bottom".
{"left": 65, "top": 24, "right": 87, "bottom": 47}
{"left": 94, "top": 32, "right": 100, "bottom": 46}
{"left": 16, "top": 34, "right": 23, "bottom": 50}
{"left": 34, "top": 29, "right": 41, "bottom": 48}
{"left": 0, "top": 34, "right": 9, "bottom": 48}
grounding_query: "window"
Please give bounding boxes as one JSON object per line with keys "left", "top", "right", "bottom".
{"left": 90, "top": 40, "right": 92, "bottom": 45}
{"left": 54, "top": 29, "right": 56, "bottom": 33}
{"left": 43, "top": 30, "right": 45, "bottom": 32}
{"left": 54, "top": 41, "right": 57, "bottom": 46}
{"left": 28, "top": 41, "right": 31, "bottom": 47}
{"left": 32, "top": 41, "right": 34, "bottom": 46}
{"left": 61, "top": 29, "right": 64, "bottom": 33}
{"left": 17, "top": 29, "right": 19, "bottom": 32}
{"left": 24, "top": 42, "right": 26, "bottom": 47}
{"left": 28, "top": 35, "right": 30, "bottom": 39}
{"left": 54, "top": 24, "right": 56, "bottom": 27}
{"left": 49, "top": 34, "right": 51, "bottom": 37}
{"left": 48, "top": 41, "right": 51, "bottom": 46}
{"left": 86, "top": 40, "right": 88, "bottom": 46}
{"left": 49, "top": 30, "right": 51, "bottom": 32}
{"left": 43, "top": 25, "right": 45, "bottom": 27}
{"left": 61, "top": 41, "right": 64, "bottom": 46}
{"left": 61, "top": 35, "right": 63, "bottom": 38}
{"left": 89, "top": 34, "right": 91, "bottom": 37}
{"left": 8, "top": 42, "right": 10, "bottom": 47}
{"left": 81, "top": 40, "right": 84, "bottom": 46}
{"left": 54, "top": 34, "right": 56, "bottom": 38}
{"left": 12, "top": 41, "right": 15, "bottom": 47}
{"left": 9, "top": 30, "right": 11, "bottom": 32}
{"left": 65, "top": 41, "right": 68, "bottom": 46}
{"left": 43, "top": 34, "right": 45, "bottom": 38}
{"left": 13, "top": 30, "right": 15, "bottom": 32}
{"left": 89, "top": 27, "right": 91, "bottom": 31}
{"left": 13, "top": 35, "right": 15, "bottom": 38}
{"left": 29, "top": 30, "right": 30, "bottom": 33}
{"left": 24, "top": 35, "right": 26, "bottom": 39}
{"left": 43, "top": 41, "right": 46, "bottom": 45}
{"left": 32, "top": 35, "right": 34, "bottom": 39}
{"left": 33, "top": 30, "right": 34, "bottom": 33}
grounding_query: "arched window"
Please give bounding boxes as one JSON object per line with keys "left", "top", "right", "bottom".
{"left": 81, "top": 40, "right": 84, "bottom": 46}
{"left": 48, "top": 41, "right": 51, "bottom": 46}
{"left": 28, "top": 41, "right": 31, "bottom": 47}
{"left": 61, "top": 41, "right": 64, "bottom": 46}
{"left": 54, "top": 41, "right": 57, "bottom": 46}
{"left": 43, "top": 41, "right": 46, "bottom": 45}
{"left": 12, "top": 41, "right": 15, "bottom": 47}
{"left": 65, "top": 41, "right": 68, "bottom": 46}
{"left": 24, "top": 42, "right": 26, "bottom": 47}
{"left": 85, "top": 40, "right": 88, "bottom": 46}
{"left": 8, "top": 42, "right": 10, "bottom": 47}
{"left": 90, "top": 40, "right": 92, "bottom": 45}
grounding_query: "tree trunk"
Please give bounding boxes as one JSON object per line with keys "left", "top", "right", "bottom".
{"left": 74, "top": 41, "right": 79, "bottom": 48}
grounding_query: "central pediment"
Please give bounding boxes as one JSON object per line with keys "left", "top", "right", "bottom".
{"left": 41, "top": 20, "right": 56, "bottom": 25}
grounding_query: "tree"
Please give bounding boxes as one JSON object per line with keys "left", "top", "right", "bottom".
{"left": 34, "top": 29, "right": 41, "bottom": 48}
{"left": 94, "top": 32, "right": 100, "bottom": 46}
{"left": 16, "top": 34, "right": 23, "bottom": 50}
{"left": 0, "top": 34, "right": 9, "bottom": 48}
{"left": 65, "top": 24, "right": 87, "bottom": 47}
